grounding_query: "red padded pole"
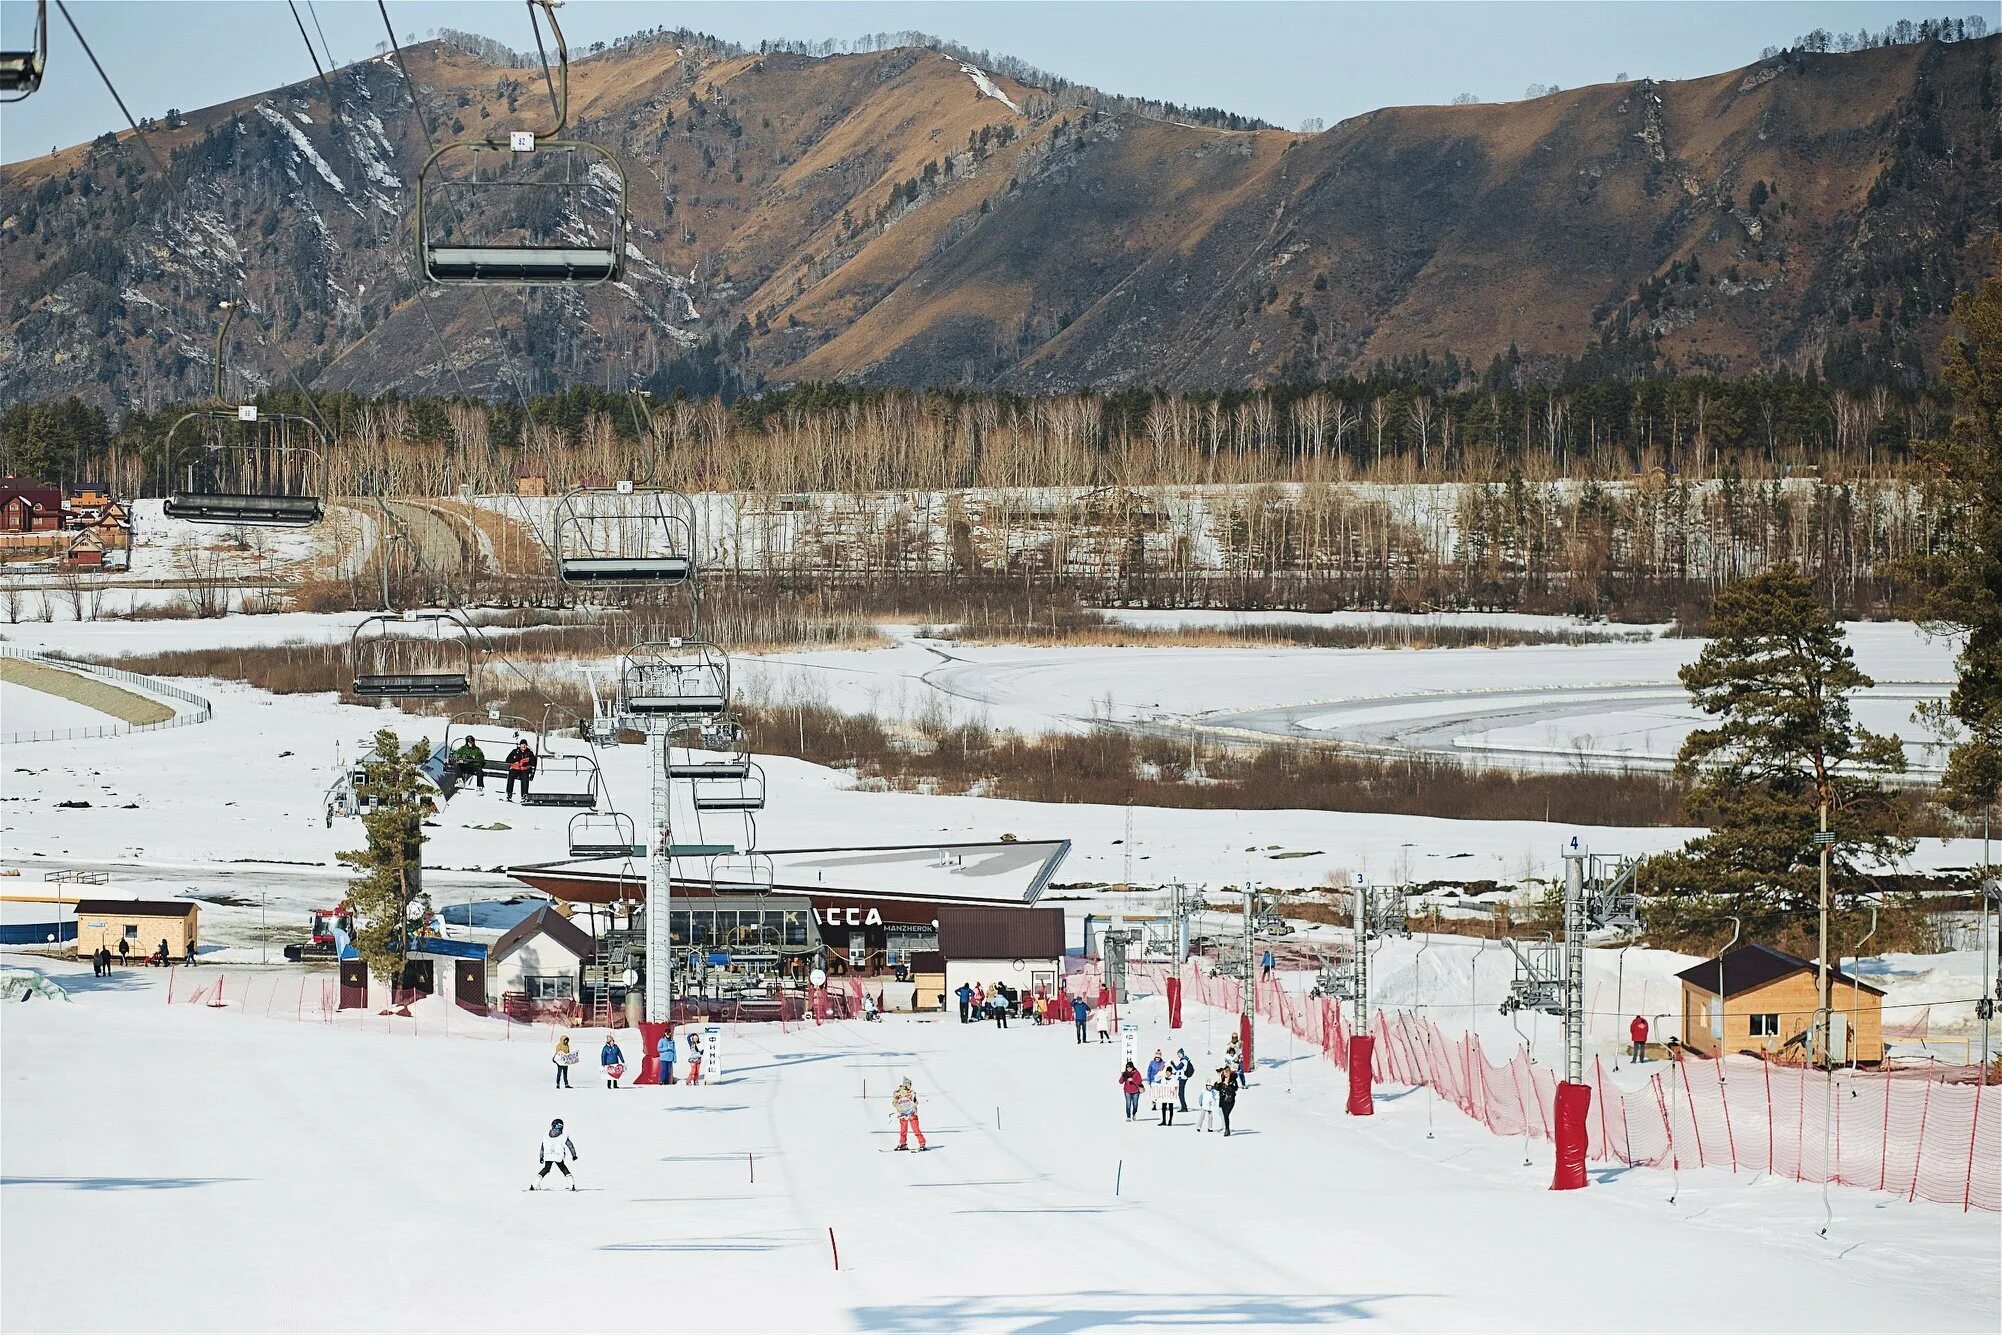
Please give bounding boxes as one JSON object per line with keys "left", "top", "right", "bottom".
{"left": 1552, "top": 1079, "right": 1592, "bottom": 1190}
{"left": 1346, "top": 1033, "right": 1375, "bottom": 1115}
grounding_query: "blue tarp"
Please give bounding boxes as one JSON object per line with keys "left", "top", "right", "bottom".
{"left": 411, "top": 936, "right": 487, "bottom": 959}
{"left": 0, "top": 920, "right": 76, "bottom": 945}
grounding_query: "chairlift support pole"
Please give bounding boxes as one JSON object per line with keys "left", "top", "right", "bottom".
{"left": 1562, "top": 849, "right": 1585, "bottom": 1085}
{"left": 645, "top": 718, "right": 672, "bottom": 1024}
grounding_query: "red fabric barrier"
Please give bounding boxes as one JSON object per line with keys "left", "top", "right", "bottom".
{"left": 1552, "top": 1079, "right": 1591, "bottom": 1189}
{"left": 1346, "top": 1034, "right": 1375, "bottom": 1115}
{"left": 1166, "top": 978, "right": 1183, "bottom": 1029}
{"left": 1108, "top": 957, "right": 2000, "bottom": 1212}
{"left": 1239, "top": 1014, "right": 1254, "bottom": 1075}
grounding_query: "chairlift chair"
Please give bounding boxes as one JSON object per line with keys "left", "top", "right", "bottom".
{"left": 617, "top": 639, "right": 729, "bottom": 718}
{"left": 552, "top": 483, "right": 697, "bottom": 586}
{"left": 413, "top": 2, "right": 627, "bottom": 285}
{"left": 568, "top": 811, "right": 642, "bottom": 859}
{"left": 692, "top": 762, "right": 766, "bottom": 813}
{"left": 441, "top": 711, "right": 541, "bottom": 783}
{"left": 351, "top": 611, "right": 477, "bottom": 699}
{"left": 668, "top": 714, "right": 751, "bottom": 779}
{"left": 702, "top": 852, "right": 777, "bottom": 897}
{"left": 162, "top": 408, "right": 327, "bottom": 527}
{"left": 1, "top": 0, "right": 47, "bottom": 99}
{"left": 518, "top": 752, "right": 601, "bottom": 808}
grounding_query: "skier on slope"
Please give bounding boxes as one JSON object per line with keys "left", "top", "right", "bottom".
{"left": 531, "top": 1118, "right": 578, "bottom": 1189}
{"left": 890, "top": 1077, "right": 928, "bottom": 1151}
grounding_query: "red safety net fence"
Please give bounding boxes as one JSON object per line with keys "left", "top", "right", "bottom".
{"left": 1108, "top": 960, "right": 2001, "bottom": 1212}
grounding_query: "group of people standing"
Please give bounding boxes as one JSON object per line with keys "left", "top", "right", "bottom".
{"left": 956, "top": 980, "right": 1025, "bottom": 1026}
{"left": 550, "top": 1028, "right": 704, "bottom": 1089}
{"left": 451, "top": 735, "right": 539, "bottom": 801}
{"left": 88, "top": 936, "right": 185, "bottom": 974}
{"left": 1118, "top": 1047, "right": 1241, "bottom": 1134}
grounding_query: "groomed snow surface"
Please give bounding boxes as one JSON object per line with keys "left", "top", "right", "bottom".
{"left": 3, "top": 963, "right": 1996, "bottom": 1334}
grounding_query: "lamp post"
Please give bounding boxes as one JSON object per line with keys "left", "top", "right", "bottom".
{"left": 1813, "top": 805, "right": 1837, "bottom": 1067}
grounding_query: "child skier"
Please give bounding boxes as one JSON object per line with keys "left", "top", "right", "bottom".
{"left": 890, "top": 1077, "right": 928, "bottom": 1151}
{"left": 600, "top": 1034, "right": 625, "bottom": 1089}
{"left": 531, "top": 1118, "right": 578, "bottom": 1189}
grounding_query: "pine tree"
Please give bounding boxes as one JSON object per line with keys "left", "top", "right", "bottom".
{"left": 338, "top": 728, "right": 435, "bottom": 985}
{"left": 1648, "top": 566, "right": 1910, "bottom": 940}
{"left": 1903, "top": 238, "right": 2002, "bottom": 815}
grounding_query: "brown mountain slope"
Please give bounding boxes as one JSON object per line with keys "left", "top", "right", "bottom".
{"left": 0, "top": 32, "right": 1994, "bottom": 408}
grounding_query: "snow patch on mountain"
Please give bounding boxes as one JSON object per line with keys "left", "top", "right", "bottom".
{"left": 958, "top": 61, "right": 1021, "bottom": 114}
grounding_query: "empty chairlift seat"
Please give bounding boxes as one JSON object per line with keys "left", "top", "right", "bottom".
{"left": 163, "top": 410, "right": 327, "bottom": 528}
{"left": 351, "top": 612, "right": 476, "bottom": 700}
{"left": 568, "top": 811, "right": 642, "bottom": 860}
{"left": 691, "top": 762, "right": 765, "bottom": 813}
{"left": 0, "top": 1, "right": 47, "bottom": 99}
{"left": 552, "top": 484, "right": 697, "bottom": 587}
{"left": 518, "top": 753, "right": 600, "bottom": 809}
{"left": 668, "top": 717, "right": 750, "bottom": 780}
{"left": 618, "top": 640, "right": 729, "bottom": 718}
{"left": 416, "top": 135, "right": 628, "bottom": 288}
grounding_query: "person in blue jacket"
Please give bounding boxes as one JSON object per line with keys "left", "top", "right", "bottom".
{"left": 1145, "top": 1049, "right": 1166, "bottom": 1084}
{"left": 955, "top": 981, "right": 975, "bottom": 1023}
{"left": 655, "top": 1027, "right": 677, "bottom": 1085}
{"left": 600, "top": 1034, "right": 626, "bottom": 1089}
{"left": 1260, "top": 948, "right": 1276, "bottom": 978}
{"left": 1071, "top": 995, "right": 1090, "bottom": 1044}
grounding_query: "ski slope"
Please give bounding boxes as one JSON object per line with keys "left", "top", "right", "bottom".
{"left": 1, "top": 961, "right": 1992, "bottom": 1333}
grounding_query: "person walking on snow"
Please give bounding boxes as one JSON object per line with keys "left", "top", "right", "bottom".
{"left": 531, "top": 1118, "right": 578, "bottom": 1189}
{"left": 1072, "top": 995, "right": 1091, "bottom": 1044}
{"left": 1118, "top": 1061, "right": 1145, "bottom": 1121}
{"left": 157, "top": 937, "right": 171, "bottom": 967}
{"left": 1261, "top": 948, "right": 1275, "bottom": 979}
{"left": 891, "top": 1077, "right": 928, "bottom": 1151}
{"left": 684, "top": 1030, "right": 704, "bottom": 1085}
{"left": 117, "top": 936, "right": 129, "bottom": 967}
{"left": 600, "top": 1034, "right": 626, "bottom": 1088}
{"left": 1173, "top": 1048, "right": 1195, "bottom": 1112}
{"left": 655, "top": 1028, "right": 677, "bottom": 1085}
{"left": 956, "top": 981, "right": 974, "bottom": 1023}
{"left": 1093, "top": 1006, "right": 1113, "bottom": 1044}
{"left": 552, "top": 1035, "right": 577, "bottom": 1088}
{"left": 1212, "top": 1065, "right": 1239, "bottom": 1136}
{"left": 1629, "top": 1015, "right": 1650, "bottom": 1064}
{"left": 1194, "top": 1075, "right": 1219, "bottom": 1132}
{"left": 505, "top": 737, "right": 537, "bottom": 802}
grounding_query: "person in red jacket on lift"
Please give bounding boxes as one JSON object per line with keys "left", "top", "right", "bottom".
{"left": 1629, "top": 1015, "right": 1650, "bottom": 1064}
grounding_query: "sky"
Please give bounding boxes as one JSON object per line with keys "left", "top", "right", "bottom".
{"left": 0, "top": 1, "right": 1983, "bottom": 163}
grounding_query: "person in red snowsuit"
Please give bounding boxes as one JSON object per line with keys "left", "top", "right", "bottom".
{"left": 1629, "top": 1015, "right": 1650, "bottom": 1064}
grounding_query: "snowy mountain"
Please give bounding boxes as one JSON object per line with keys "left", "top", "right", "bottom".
{"left": 1, "top": 31, "right": 1996, "bottom": 408}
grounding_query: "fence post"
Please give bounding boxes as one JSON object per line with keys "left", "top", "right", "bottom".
{"left": 1965, "top": 1079, "right": 1982, "bottom": 1213}
{"left": 1908, "top": 1070, "right": 1936, "bottom": 1204}
{"left": 1763, "top": 1058, "right": 1775, "bottom": 1174}
{"left": 1714, "top": 1060, "right": 1738, "bottom": 1171}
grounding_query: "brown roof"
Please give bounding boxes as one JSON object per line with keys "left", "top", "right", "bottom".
{"left": 936, "top": 906, "right": 1064, "bottom": 962}
{"left": 488, "top": 903, "right": 594, "bottom": 964}
{"left": 1675, "top": 942, "right": 1885, "bottom": 999}
{"left": 73, "top": 899, "right": 198, "bottom": 918}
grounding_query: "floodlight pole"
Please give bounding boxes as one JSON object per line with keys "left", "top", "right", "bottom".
{"left": 1562, "top": 848, "right": 1585, "bottom": 1085}
{"left": 645, "top": 718, "right": 673, "bottom": 1024}
{"left": 1814, "top": 800, "right": 1835, "bottom": 1067}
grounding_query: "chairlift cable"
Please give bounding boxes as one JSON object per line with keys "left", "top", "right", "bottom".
{"left": 286, "top": 0, "right": 338, "bottom": 114}
{"left": 304, "top": 0, "right": 338, "bottom": 77}
{"left": 53, "top": 1, "right": 165, "bottom": 177}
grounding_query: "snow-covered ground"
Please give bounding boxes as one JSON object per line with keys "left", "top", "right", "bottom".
{"left": 1, "top": 678, "right": 115, "bottom": 733}
{"left": 1, "top": 962, "right": 1993, "bottom": 1334}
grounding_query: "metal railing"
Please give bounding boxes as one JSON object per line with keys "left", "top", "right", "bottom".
{"left": 0, "top": 646, "right": 213, "bottom": 743}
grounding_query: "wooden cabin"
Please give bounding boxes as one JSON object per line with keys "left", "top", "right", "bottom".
{"left": 1676, "top": 942, "right": 1885, "bottom": 1066}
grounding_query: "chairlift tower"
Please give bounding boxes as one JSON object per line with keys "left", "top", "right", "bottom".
{"left": 1561, "top": 846, "right": 1586, "bottom": 1086}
